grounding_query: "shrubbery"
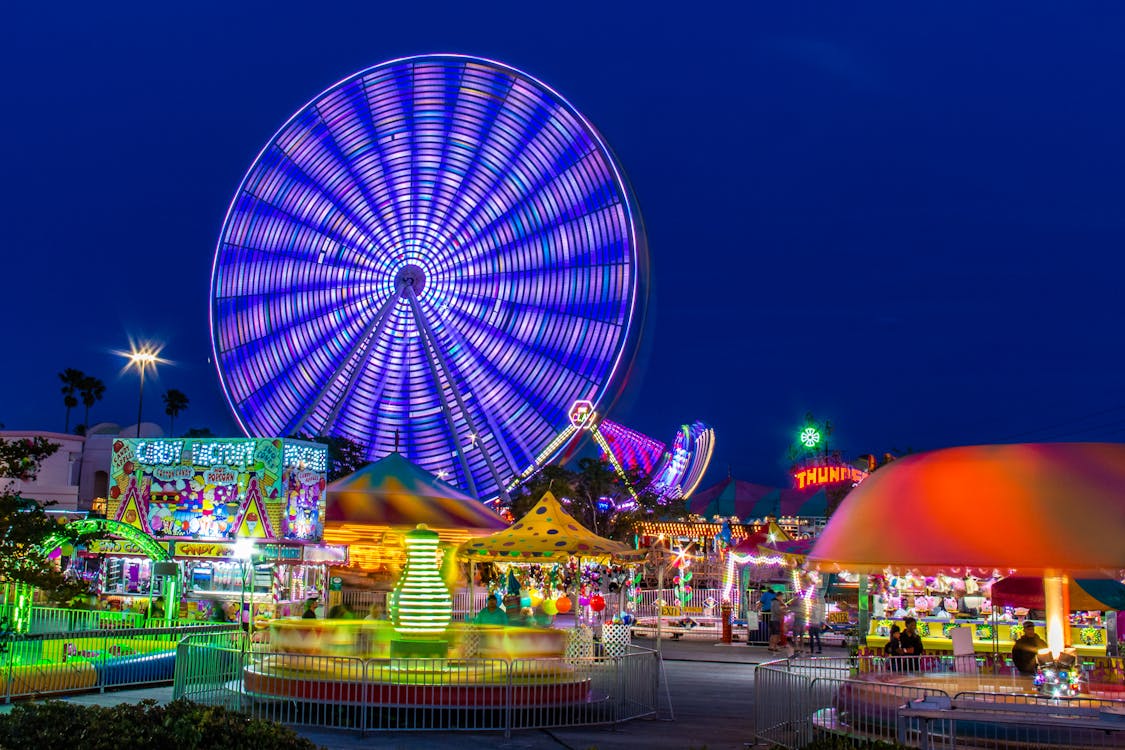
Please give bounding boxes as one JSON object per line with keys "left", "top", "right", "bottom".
{"left": 0, "top": 699, "right": 322, "bottom": 750}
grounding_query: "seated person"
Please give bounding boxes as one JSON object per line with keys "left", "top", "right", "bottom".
{"left": 473, "top": 595, "right": 508, "bottom": 625}
{"left": 1011, "top": 621, "right": 1048, "bottom": 675}
{"left": 884, "top": 625, "right": 903, "bottom": 657}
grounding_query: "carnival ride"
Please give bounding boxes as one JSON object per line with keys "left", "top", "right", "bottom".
{"left": 509, "top": 399, "right": 714, "bottom": 500}
{"left": 210, "top": 54, "right": 647, "bottom": 504}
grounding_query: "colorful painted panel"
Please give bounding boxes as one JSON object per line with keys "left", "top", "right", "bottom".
{"left": 107, "top": 438, "right": 327, "bottom": 542}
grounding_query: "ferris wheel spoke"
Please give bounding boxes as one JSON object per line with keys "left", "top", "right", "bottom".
{"left": 405, "top": 287, "right": 513, "bottom": 502}
{"left": 290, "top": 286, "right": 406, "bottom": 436}
{"left": 416, "top": 72, "right": 560, "bottom": 266}
{"left": 410, "top": 296, "right": 527, "bottom": 474}
{"left": 312, "top": 83, "right": 417, "bottom": 257}
{"left": 403, "top": 298, "right": 479, "bottom": 498}
{"left": 428, "top": 112, "right": 604, "bottom": 272}
{"left": 455, "top": 203, "right": 630, "bottom": 285}
{"left": 435, "top": 301, "right": 602, "bottom": 423}
{"left": 447, "top": 276, "right": 628, "bottom": 379}
{"left": 240, "top": 147, "right": 386, "bottom": 273}
{"left": 357, "top": 67, "right": 424, "bottom": 258}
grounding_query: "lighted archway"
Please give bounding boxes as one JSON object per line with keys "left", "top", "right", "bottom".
{"left": 41, "top": 518, "right": 178, "bottom": 626}
{"left": 40, "top": 518, "right": 171, "bottom": 561}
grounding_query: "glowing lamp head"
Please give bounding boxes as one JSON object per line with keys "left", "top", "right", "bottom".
{"left": 233, "top": 538, "right": 255, "bottom": 561}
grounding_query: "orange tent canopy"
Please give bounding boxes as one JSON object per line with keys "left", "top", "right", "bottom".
{"left": 807, "top": 443, "right": 1125, "bottom": 577}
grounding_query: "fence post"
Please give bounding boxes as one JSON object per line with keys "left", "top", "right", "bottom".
{"left": 503, "top": 659, "right": 513, "bottom": 739}
{"left": 359, "top": 658, "right": 368, "bottom": 737}
{"left": 100, "top": 627, "right": 109, "bottom": 693}
{"left": 3, "top": 638, "right": 14, "bottom": 704}
{"left": 173, "top": 639, "right": 187, "bottom": 700}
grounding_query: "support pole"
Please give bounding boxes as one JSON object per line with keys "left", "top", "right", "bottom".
{"left": 1043, "top": 570, "right": 1072, "bottom": 659}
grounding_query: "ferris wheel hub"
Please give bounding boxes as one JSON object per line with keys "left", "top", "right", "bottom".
{"left": 395, "top": 264, "right": 427, "bottom": 294}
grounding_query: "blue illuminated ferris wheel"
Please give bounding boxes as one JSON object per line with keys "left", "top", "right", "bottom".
{"left": 210, "top": 55, "right": 645, "bottom": 503}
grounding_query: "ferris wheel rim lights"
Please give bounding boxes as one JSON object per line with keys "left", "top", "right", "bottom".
{"left": 209, "top": 54, "right": 644, "bottom": 502}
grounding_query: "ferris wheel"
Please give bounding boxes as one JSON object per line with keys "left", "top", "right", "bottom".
{"left": 210, "top": 54, "right": 645, "bottom": 502}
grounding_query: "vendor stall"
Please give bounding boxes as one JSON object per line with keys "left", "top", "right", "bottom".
{"left": 103, "top": 437, "right": 341, "bottom": 624}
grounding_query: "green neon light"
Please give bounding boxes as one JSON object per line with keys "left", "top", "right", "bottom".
{"left": 799, "top": 427, "right": 821, "bottom": 449}
{"left": 392, "top": 524, "right": 452, "bottom": 637}
{"left": 39, "top": 518, "right": 171, "bottom": 561}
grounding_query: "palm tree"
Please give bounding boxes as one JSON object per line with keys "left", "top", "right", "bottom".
{"left": 162, "top": 389, "right": 189, "bottom": 436}
{"left": 58, "top": 368, "right": 85, "bottom": 432}
{"left": 78, "top": 375, "right": 106, "bottom": 432}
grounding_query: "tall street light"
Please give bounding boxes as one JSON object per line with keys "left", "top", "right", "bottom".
{"left": 124, "top": 346, "right": 160, "bottom": 438}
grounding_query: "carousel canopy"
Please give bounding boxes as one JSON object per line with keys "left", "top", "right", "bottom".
{"left": 807, "top": 443, "right": 1125, "bottom": 576}
{"left": 325, "top": 452, "right": 507, "bottom": 530}
{"left": 457, "top": 491, "right": 640, "bottom": 562}
{"left": 689, "top": 477, "right": 827, "bottom": 519}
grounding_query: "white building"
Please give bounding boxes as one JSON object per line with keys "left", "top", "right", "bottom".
{"left": 1, "top": 422, "right": 164, "bottom": 512}
{"left": 0, "top": 430, "right": 85, "bottom": 512}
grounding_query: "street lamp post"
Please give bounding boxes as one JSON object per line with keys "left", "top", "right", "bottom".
{"left": 233, "top": 538, "right": 255, "bottom": 649}
{"left": 125, "top": 347, "right": 159, "bottom": 438}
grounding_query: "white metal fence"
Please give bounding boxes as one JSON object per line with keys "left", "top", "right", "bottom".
{"left": 1, "top": 623, "right": 239, "bottom": 703}
{"left": 755, "top": 655, "right": 1125, "bottom": 749}
{"left": 0, "top": 604, "right": 146, "bottom": 633}
{"left": 175, "top": 634, "right": 664, "bottom": 737}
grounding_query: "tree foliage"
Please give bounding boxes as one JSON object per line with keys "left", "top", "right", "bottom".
{"left": 288, "top": 433, "right": 371, "bottom": 481}
{"left": 78, "top": 374, "right": 106, "bottom": 433}
{"left": 0, "top": 437, "right": 94, "bottom": 603}
{"left": 58, "top": 368, "right": 84, "bottom": 433}
{"left": 162, "top": 388, "right": 190, "bottom": 436}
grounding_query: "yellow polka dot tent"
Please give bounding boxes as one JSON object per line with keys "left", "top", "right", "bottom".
{"left": 457, "top": 492, "right": 641, "bottom": 563}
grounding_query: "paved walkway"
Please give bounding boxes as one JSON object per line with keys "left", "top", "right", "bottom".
{"left": 44, "top": 639, "right": 847, "bottom": 749}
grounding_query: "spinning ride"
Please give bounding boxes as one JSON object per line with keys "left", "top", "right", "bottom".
{"left": 211, "top": 55, "right": 646, "bottom": 502}
{"left": 513, "top": 400, "right": 714, "bottom": 499}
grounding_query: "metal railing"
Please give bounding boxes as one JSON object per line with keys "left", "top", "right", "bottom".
{"left": 1, "top": 623, "right": 239, "bottom": 703}
{"left": 175, "top": 635, "right": 663, "bottom": 737}
{"left": 756, "top": 655, "right": 1125, "bottom": 749}
{"left": 0, "top": 604, "right": 146, "bottom": 633}
{"left": 900, "top": 697, "right": 1125, "bottom": 749}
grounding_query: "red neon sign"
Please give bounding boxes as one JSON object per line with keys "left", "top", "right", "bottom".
{"left": 791, "top": 463, "right": 869, "bottom": 490}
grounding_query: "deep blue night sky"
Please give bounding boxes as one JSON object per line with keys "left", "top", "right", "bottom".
{"left": 3, "top": 2, "right": 1123, "bottom": 488}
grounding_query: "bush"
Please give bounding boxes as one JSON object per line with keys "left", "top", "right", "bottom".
{"left": 0, "top": 699, "right": 322, "bottom": 750}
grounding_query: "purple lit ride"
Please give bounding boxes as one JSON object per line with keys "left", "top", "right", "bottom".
{"left": 510, "top": 399, "right": 714, "bottom": 500}
{"left": 210, "top": 55, "right": 646, "bottom": 503}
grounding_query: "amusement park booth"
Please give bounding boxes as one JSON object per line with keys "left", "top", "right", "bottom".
{"left": 104, "top": 437, "right": 344, "bottom": 623}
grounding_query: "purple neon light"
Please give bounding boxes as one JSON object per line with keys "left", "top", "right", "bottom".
{"left": 596, "top": 419, "right": 715, "bottom": 500}
{"left": 210, "top": 55, "right": 641, "bottom": 501}
{"left": 598, "top": 418, "right": 666, "bottom": 476}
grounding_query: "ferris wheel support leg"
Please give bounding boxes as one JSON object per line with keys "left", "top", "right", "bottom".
{"left": 405, "top": 288, "right": 512, "bottom": 504}
{"left": 290, "top": 288, "right": 404, "bottom": 436}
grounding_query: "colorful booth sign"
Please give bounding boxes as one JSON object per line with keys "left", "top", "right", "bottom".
{"left": 108, "top": 437, "right": 327, "bottom": 543}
